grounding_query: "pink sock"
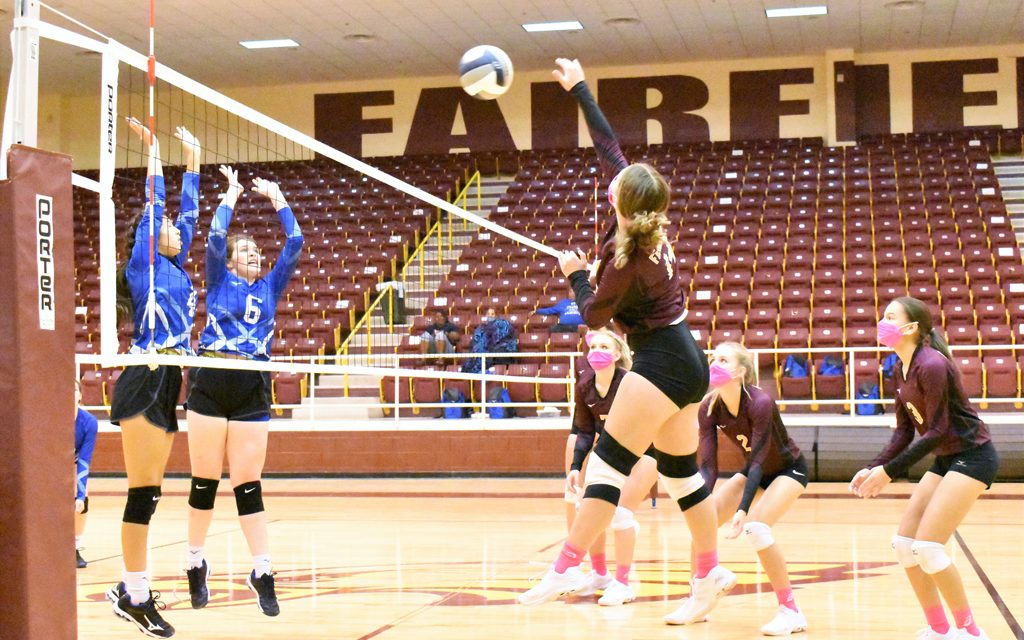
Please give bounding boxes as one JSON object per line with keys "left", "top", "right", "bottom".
{"left": 952, "top": 608, "right": 980, "bottom": 636}
{"left": 775, "top": 587, "right": 798, "bottom": 612}
{"left": 590, "top": 553, "right": 607, "bottom": 575}
{"left": 554, "top": 542, "right": 584, "bottom": 574}
{"left": 694, "top": 551, "right": 718, "bottom": 580}
{"left": 616, "top": 563, "right": 631, "bottom": 584}
{"left": 925, "top": 606, "right": 950, "bottom": 634}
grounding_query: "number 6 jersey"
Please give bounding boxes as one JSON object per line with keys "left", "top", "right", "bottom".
{"left": 198, "top": 201, "right": 304, "bottom": 360}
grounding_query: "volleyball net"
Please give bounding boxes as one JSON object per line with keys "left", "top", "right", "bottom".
{"left": 5, "top": 2, "right": 576, "bottom": 414}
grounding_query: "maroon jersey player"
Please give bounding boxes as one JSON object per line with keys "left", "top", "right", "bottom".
{"left": 851, "top": 297, "right": 998, "bottom": 640}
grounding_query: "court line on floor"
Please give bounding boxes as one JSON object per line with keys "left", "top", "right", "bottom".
{"left": 954, "top": 530, "right": 1023, "bottom": 640}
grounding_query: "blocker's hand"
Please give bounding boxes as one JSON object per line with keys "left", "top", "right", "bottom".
{"left": 218, "top": 165, "right": 244, "bottom": 202}
{"left": 559, "top": 248, "right": 588, "bottom": 277}
{"left": 126, "top": 116, "right": 155, "bottom": 147}
{"left": 552, "top": 58, "right": 585, "bottom": 92}
{"left": 251, "top": 177, "right": 287, "bottom": 210}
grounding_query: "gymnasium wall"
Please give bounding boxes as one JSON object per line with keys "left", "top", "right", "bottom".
{"left": 21, "top": 44, "right": 1024, "bottom": 170}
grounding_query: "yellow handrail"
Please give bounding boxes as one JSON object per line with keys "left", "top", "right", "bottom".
{"left": 335, "top": 171, "right": 483, "bottom": 394}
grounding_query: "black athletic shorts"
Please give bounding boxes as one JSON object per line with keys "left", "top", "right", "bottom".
{"left": 78, "top": 496, "right": 90, "bottom": 514}
{"left": 628, "top": 321, "right": 709, "bottom": 409}
{"left": 759, "top": 454, "right": 810, "bottom": 490}
{"left": 928, "top": 441, "right": 999, "bottom": 489}
{"left": 109, "top": 364, "right": 182, "bottom": 433}
{"left": 186, "top": 366, "right": 272, "bottom": 422}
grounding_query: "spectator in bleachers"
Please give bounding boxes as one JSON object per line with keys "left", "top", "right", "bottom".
{"left": 462, "top": 307, "right": 518, "bottom": 373}
{"left": 419, "top": 310, "right": 461, "bottom": 358}
{"left": 535, "top": 290, "right": 584, "bottom": 333}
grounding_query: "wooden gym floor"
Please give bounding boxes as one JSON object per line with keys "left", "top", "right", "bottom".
{"left": 74, "top": 479, "right": 1024, "bottom": 640}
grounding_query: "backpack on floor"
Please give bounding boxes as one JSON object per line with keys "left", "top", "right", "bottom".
{"left": 856, "top": 382, "right": 884, "bottom": 415}
{"left": 442, "top": 387, "right": 469, "bottom": 419}
{"left": 486, "top": 386, "right": 514, "bottom": 419}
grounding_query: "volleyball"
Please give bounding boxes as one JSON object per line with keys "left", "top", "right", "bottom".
{"left": 459, "top": 45, "right": 513, "bottom": 99}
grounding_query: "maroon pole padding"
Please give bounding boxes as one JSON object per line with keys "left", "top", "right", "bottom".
{"left": 0, "top": 145, "right": 76, "bottom": 640}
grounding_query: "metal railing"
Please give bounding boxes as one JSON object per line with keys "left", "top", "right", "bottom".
{"left": 334, "top": 171, "right": 485, "bottom": 378}
{"left": 77, "top": 343, "right": 1024, "bottom": 425}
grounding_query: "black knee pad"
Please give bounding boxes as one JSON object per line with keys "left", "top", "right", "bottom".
{"left": 123, "top": 486, "right": 161, "bottom": 525}
{"left": 655, "top": 450, "right": 699, "bottom": 478}
{"left": 592, "top": 432, "right": 641, "bottom": 476}
{"left": 188, "top": 477, "right": 220, "bottom": 511}
{"left": 583, "top": 484, "right": 621, "bottom": 505}
{"left": 676, "top": 483, "right": 712, "bottom": 511}
{"left": 234, "top": 481, "right": 264, "bottom": 516}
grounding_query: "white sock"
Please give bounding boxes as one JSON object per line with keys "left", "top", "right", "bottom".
{"left": 253, "top": 554, "right": 272, "bottom": 577}
{"left": 124, "top": 570, "right": 149, "bottom": 606}
{"left": 75, "top": 536, "right": 82, "bottom": 549}
{"left": 186, "top": 546, "right": 204, "bottom": 569}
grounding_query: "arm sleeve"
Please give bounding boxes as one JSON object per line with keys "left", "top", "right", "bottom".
{"left": 697, "top": 408, "right": 720, "bottom": 487}
{"left": 569, "top": 82, "right": 629, "bottom": 175}
{"left": 571, "top": 431, "right": 596, "bottom": 472}
{"left": 736, "top": 400, "right": 777, "bottom": 512}
{"left": 127, "top": 175, "right": 166, "bottom": 272}
{"left": 206, "top": 202, "right": 234, "bottom": 291}
{"left": 570, "top": 265, "right": 629, "bottom": 329}
{"left": 175, "top": 171, "right": 200, "bottom": 261}
{"left": 879, "top": 365, "right": 951, "bottom": 478}
{"left": 75, "top": 416, "right": 98, "bottom": 500}
{"left": 267, "top": 205, "right": 304, "bottom": 300}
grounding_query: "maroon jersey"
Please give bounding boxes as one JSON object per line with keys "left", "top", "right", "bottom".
{"left": 567, "top": 82, "right": 686, "bottom": 334}
{"left": 569, "top": 367, "right": 626, "bottom": 471}
{"left": 869, "top": 343, "right": 990, "bottom": 478}
{"left": 698, "top": 385, "right": 802, "bottom": 512}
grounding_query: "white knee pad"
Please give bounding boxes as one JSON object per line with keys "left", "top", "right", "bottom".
{"left": 891, "top": 535, "right": 918, "bottom": 568}
{"left": 911, "top": 540, "right": 952, "bottom": 575}
{"left": 743, "top": 521, "right": 774, "bottom": 551}
{"left": 584, "top": 455, "right": 628, "bottom": 491}
{"left": 659, "top": 472, "right": 705, "bottom": 502}
{"left": 611, "top": 506, "right": 638, "bottom": 532}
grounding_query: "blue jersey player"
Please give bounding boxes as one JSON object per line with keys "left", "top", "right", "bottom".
{"left": 74, "top": 378, "right": 98, "bottom": 569}
{"left": 106, "top": 117, "right": 201, "bottom": 638}
{"left": 184, "top": 165, "right": 303, "bottom": 617}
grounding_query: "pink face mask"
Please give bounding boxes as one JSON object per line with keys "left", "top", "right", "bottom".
{"left": 587, "top": 350, "right": 616, "bottom": 370}
{"left": 708, "top": 363, "right": 738, "bottom": 388}
{"left": 877, "top": 320, "right": 912, "bottom": 348}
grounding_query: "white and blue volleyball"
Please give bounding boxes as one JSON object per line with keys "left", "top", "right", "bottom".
{"left": 459, "top": 45, "right": 514, "bottom": 100}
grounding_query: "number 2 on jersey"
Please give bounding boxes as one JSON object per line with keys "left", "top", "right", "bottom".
{"left": 244, "top": 294, "right": 262, "bottom": 324}
{"left": 736, "top": 434, "right": 752, "bottom": 453}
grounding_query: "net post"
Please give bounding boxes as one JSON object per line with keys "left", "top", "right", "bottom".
{"left": 0, "top": 145, "right": 76, "bottom": 640}
{"left": 98, "top": 47, "right": 119, "bottom": 355}
{"left": 1, "top": 0, "right": 41, "bottom": 178}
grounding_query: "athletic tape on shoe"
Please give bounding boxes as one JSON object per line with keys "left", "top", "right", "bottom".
{"left": 743, "top": 521, "right": 774, "bottom": 551}
{"left": 911, "top": 540, "right": 952, "bottom": 574}
{"left": 891, "top": 535, "right": 918, "bottom": 568}
{"left": 611, "top": 506, "right": 638, "bottom": 532}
